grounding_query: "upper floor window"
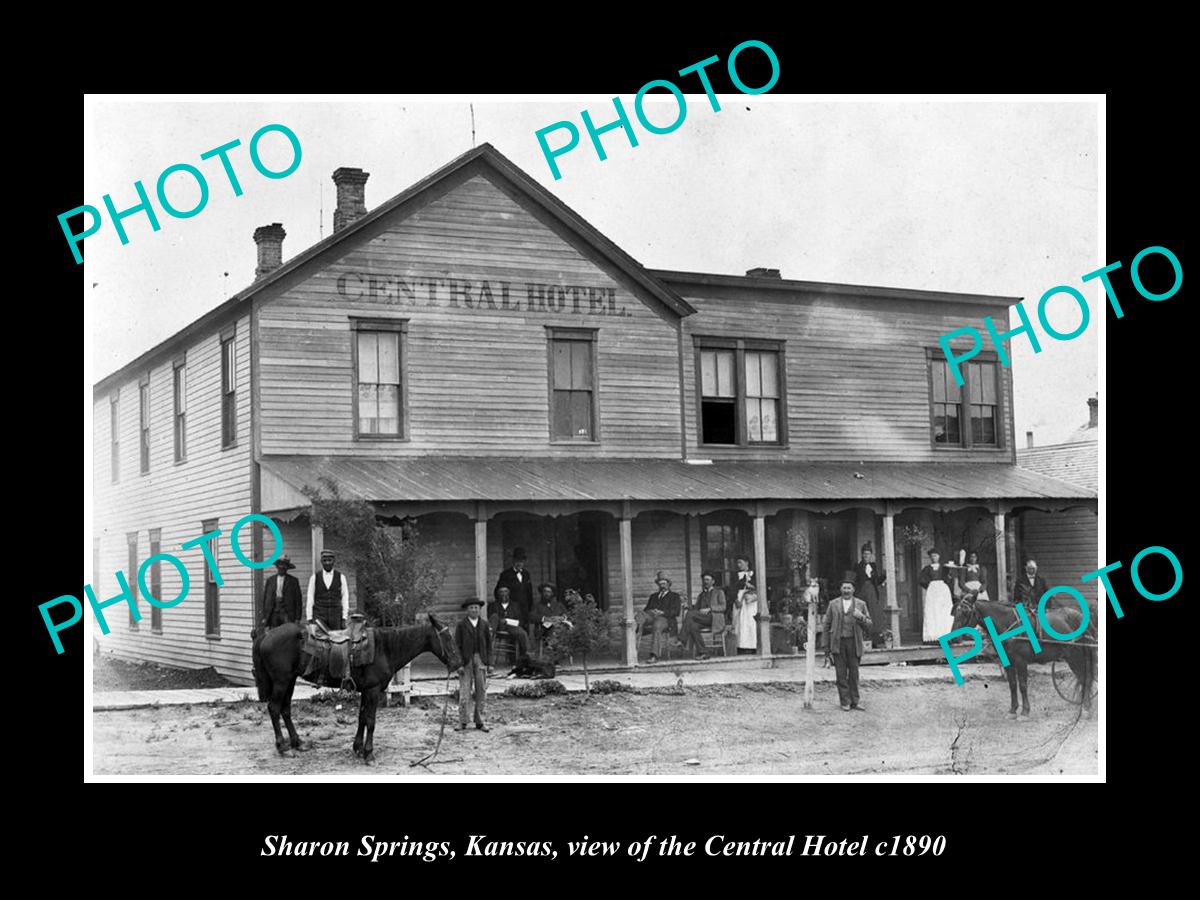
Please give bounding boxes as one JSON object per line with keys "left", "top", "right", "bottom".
{"left": 352, "top": 318, "right": 407, "bottom": 439}
{"left": 696, "top": 338, "right": 786, "bottom": 446}
{"left": 221, "top": 327, "right": 237, "bottom": 448}
{"left": 173, "top": 358, "right": 187, "bottom": 462}
{"left": 110, "top": 392, "right": 120, "bottom": 483}
{"left": 547, "top": 328, "right": 597, "bottom": 442}
{"left": 930, "top": 353, "right": 1002, "bottom": 449}
{"left": 139, "top": 374, "right": 151, "bottom": 475}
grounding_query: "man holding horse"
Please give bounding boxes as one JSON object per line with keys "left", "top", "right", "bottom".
{"left": 456, "top": 598, "right": 493, "bottom": 732}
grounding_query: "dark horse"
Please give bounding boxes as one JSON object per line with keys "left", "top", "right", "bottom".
{"left": 252, "top": 615, "right": 461, "bottom": 763}
{"left": 951, "top": 597, "right": 1095, "bottom": 717}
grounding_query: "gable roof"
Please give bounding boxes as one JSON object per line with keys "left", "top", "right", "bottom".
{"left": 94, "top": 143, "right": 695, "bottom": 396}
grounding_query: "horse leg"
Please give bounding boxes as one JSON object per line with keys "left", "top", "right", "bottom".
{"left": 282, "top": 678, "right": 306, "bottom": 751}
{"left": 353, "top": 692, "right": 367, "bottom": 758}
{"left": 1017, "top": 658, "right": 1031, "bottom": 716}
{"left": 1006, "top": 666, "right": 1018, "bottom": 716}
{"left": 268, "top": 683, "right": 290, "bottom": 755}
{"left": 363, "top": 685, "right": 380, "bottom": 765}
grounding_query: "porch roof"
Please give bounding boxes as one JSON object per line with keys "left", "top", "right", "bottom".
{"left": 260, "top": 455, "right": 1095, "bottom": 510}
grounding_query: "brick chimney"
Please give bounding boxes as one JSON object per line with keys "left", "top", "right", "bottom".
{"left": 1026, "top": 430, "right": 1034, "bottom": 449}
{"left": 1087, "top": 395, "right": 1098, "bottom": 428}
{"left": 332, "top": 167, "right": 370, "bottom": 232}
{"left": 746, "top": 267, "right": 782, "bottom": 279}
{"left": 253, "top": 223, "right": 286, "bottom": 280}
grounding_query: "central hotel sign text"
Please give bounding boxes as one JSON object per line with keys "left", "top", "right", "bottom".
{"left": 336, "top": 273, "right": 631, "bottom": 317}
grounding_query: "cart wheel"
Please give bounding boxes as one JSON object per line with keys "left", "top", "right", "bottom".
{"left": 1052, "top": 658, "right": 1098, "bottom": 704}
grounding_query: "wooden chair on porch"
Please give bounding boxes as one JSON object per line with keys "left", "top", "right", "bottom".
{"left": 637, "top": 614, "right": 680, "bottom": 662}
{"left": 493, "top": 629, "right": 521, "bottom": 667}
{"left": 699, "top": 625, "right": 729, "bottom": 658}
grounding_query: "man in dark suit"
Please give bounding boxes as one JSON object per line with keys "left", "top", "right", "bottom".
{"left": 489, "top": 585, "right": 530, "bottom": 657}
{"left": 1011, "top": 559, "right": 1050, "bottom": 610}
{"left": 494, "top": 547, "right": 534, "bottom": 623}
{"left": 530, "top": 583, "right": 567, "bottom": 657}
{"left": 636, "top": 572, "right": 681, "bottom": 662}
{"left": 455, "top": 598, "right": 493, "bottom": 732}
{"left": 679, "top": 573, "right": 727, "bottom": 659}
{"left": 260, "top": 557, "right": 302, "bottom": 629}
{"left": 823, "top": 580, "right": 872, "bottom": 712}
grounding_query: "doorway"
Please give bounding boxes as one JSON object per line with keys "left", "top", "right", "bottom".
{"left": 499, "top": 513, "right": 608, "bottom": 609}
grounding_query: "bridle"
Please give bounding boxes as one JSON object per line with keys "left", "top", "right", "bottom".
{"left": 432, "top": 621, "right": 457, "bottom": 670}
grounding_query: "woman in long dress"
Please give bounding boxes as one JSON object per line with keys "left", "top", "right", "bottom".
{"left": 920, "top": 549, "right": 955, "bottom": 641}
{"left": 732, "top": 556, "right": 758, "bottom": 654}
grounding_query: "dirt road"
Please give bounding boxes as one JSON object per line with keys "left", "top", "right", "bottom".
{"left": 93, "top": 675, "right": 1097, "bottom": 776}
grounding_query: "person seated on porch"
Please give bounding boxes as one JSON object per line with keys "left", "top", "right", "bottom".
{"left": 680, "top": 572, "right": 727, "bottom": 660}
{"left": 489, "top": 585, "right": 530, "bottom": 657}
{"left": 530, "top": 583, "right": 568, "bottom": 656}
{"left": 636, "top": 572, "right": 681, "bottom": 663}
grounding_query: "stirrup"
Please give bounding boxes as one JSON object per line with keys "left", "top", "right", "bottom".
{"left": 340, "top": 675, "right": 357, "bottom": 692}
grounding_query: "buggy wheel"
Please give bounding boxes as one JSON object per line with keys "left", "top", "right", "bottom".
{"left": 1052, "top": 658, "right": 1097, "bottom": 705}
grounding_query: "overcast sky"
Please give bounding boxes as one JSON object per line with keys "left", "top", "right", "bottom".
{"left": 84, "top": 98, "right": 1099, "bottom": 445}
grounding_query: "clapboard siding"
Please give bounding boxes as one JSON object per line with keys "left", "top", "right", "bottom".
{"left": 1021, "top": 508, "right": 1099, "bottom": 605}
{"left": 675, "top": 286, "right": 1017, "bottom": 462}
{"left": 92, "top": 315, "right": 256, "bottom": 683}
{"left": 258, "top": 174, "right": 682, "bottom": 458}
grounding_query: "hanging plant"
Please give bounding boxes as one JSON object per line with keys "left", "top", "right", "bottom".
{"left": 785, "top": 527, "right": 810, "bottom": 572}
{"left": 901, "top": 524, "right": 928, "bottom": 547}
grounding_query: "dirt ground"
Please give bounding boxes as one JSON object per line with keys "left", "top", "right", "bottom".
{"left": 93, "top": 673, "right": 1097, "bottom": 777}
{"left": 93, "top": 655, "right": 232, "bottom": 691}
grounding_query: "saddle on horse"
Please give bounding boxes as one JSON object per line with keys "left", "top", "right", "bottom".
{"left": 302, "top": 613, "right": 375, "bottom": 690}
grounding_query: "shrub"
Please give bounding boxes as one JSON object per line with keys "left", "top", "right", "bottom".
{"left": 505, "top": 680, "right": 568, "bottom": 699}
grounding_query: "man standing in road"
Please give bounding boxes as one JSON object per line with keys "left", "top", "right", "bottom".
{"left": 823, "top": 579, "right": 872, "bottom": 712}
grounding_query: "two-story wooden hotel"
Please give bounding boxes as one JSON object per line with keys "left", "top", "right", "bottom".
{"left": 92, "top": 143, "right": 1096, "bottom": 683}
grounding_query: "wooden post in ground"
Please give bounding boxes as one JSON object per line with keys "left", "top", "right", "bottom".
{"left": 804, "top": 596, "right": 817, "bottom": 709}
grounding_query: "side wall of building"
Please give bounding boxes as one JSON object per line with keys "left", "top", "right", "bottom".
{"left": 93, "top": 314, "right": 256, "bottom": 682}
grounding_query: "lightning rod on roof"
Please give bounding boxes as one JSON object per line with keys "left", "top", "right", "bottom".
{"left": 470, "top": 103, "right": 476, "bottom": 148}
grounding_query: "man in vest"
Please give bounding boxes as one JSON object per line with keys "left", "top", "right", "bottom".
{"left": 306, "top": 549, "right": 349, "bottom": 630}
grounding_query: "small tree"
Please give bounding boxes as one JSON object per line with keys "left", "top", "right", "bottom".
{"left": 544, "top": 592, "right": 613, "bottom": 695}
{"left": 303, "top": 477, "right": 445, "bottom": 626}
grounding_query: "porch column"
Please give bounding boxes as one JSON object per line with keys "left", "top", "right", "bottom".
{"left": 620, "top": 502, "right": 636, "bottom": 667}
{"left": 474, "top": 502, "right": 488, "bottom": 618}
{"left": 754, "top": 503, "right": 770, "bottom": 657}
{"left": 309, "top": 522, "right": 324, "bottom": 581}
{"left": 994, "top": 503, "right": 1008, "bottom": 605}
{"left": 882, "top": 502, "right": 901, "bottom": 647}
{"left": 1005, "top": 515, "right": 1019, "bottom": 603}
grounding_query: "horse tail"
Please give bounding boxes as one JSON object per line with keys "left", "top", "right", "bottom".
{"left": 252, "top": 633, "right": 271, "bottom": 702}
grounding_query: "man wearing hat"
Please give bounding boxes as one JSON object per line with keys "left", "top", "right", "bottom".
{"left": 455, "top": 598, "right": 493, "bottom": 732}
{"left": 822, "top": 579, "right": 872, "bottom": 712}
{"left": 494, "top": 547, "right": 535, "bottom": 625}
{"left": 636, "top": 572, "right": 681, "bottom": 663}
{"left": 306, "top": 548, "right": 349, "bottom": 630}
{"left": 260, "top": 556, "right": 302, "bottom": 630}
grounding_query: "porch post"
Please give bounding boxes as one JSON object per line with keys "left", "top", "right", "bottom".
{"left": 309, "top": 522, "right": 324, "bottom": 581}
{"left": 474, "top": 502, "right": 488, "bottom": 619}
{"left": 994, "top": 503, "right": 1008, "bottom": 605}
{"left": 882, "top": 502, "right": 901, "bottom": 647}
{"left": 620, "top": 501, "right": 636, "bottom": 667}
{"left": 754, "top": 502, "right": 770, "bottom": 657}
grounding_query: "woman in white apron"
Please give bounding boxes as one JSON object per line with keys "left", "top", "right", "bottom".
{"left": 919, "top": 549, "right": 955, "bottom": 641}
{"left": 960, "top": 550, "right": 990, "bottom": 601}
{"left": 733, "top": 556, "right": 758, "bottom": 654}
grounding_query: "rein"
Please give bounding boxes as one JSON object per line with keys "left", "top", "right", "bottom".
{"left": 410, "top": 622, "right": 460, "bottom": 769}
